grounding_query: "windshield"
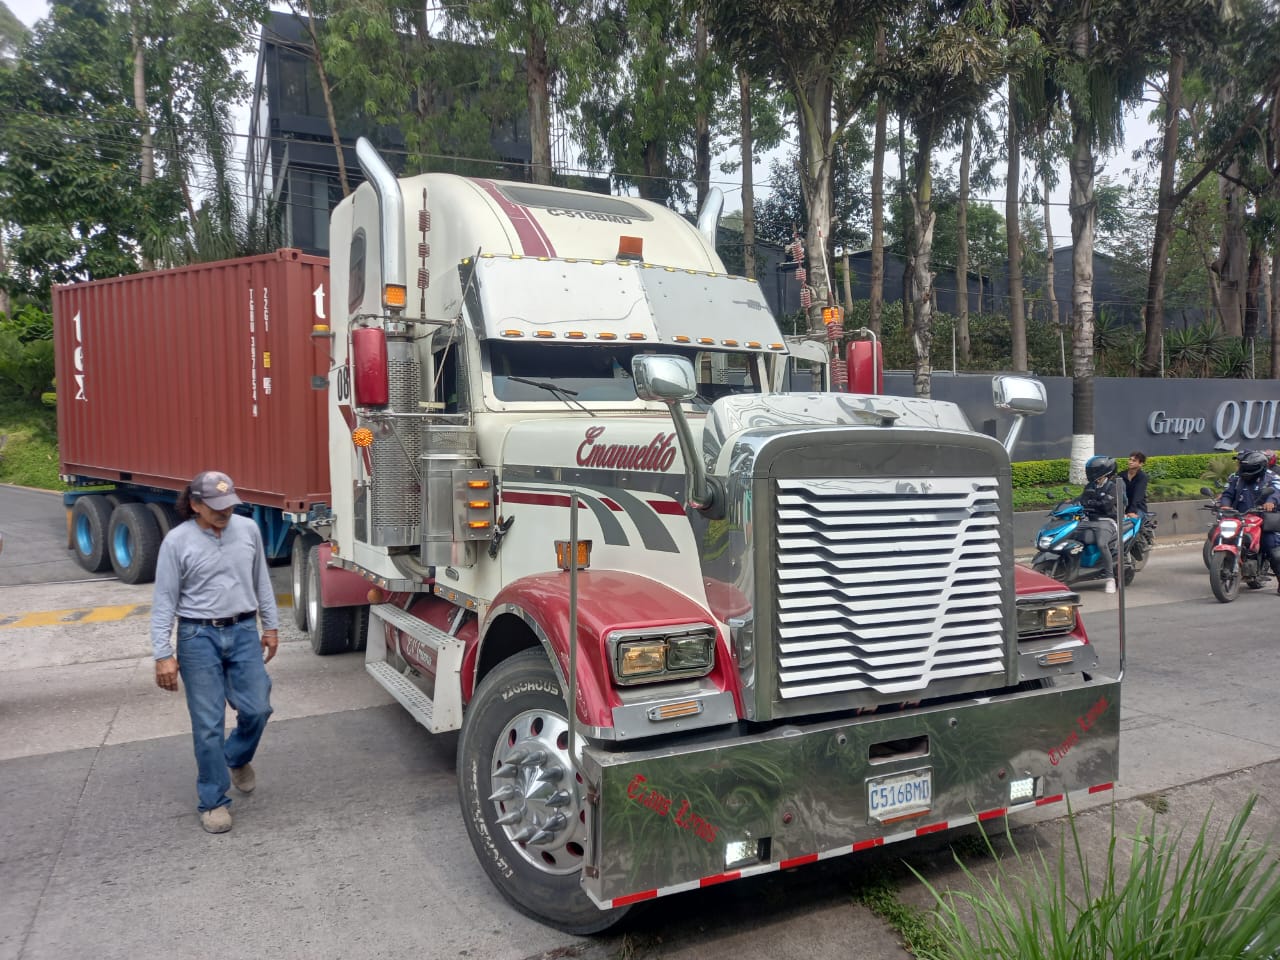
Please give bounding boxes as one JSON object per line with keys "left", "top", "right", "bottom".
{"left": 487, "top": 341, "right": 763, "bottom": 407}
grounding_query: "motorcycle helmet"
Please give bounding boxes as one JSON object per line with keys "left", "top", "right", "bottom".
{"left": 1085, "top": 455, "right": 1116, "bottom": 483}
{"left": 1238, "top": 449, "right": 1268, "bottom": 482}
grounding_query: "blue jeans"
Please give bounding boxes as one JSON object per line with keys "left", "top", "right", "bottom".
{"left": 176, "top": 619, "right": 273, "bottom": 812}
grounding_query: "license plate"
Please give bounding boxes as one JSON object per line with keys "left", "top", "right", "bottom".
{"left": 867, "top": 769, "right": 932, "bottom": 822}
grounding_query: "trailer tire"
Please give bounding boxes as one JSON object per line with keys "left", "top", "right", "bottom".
{"left": 290, "top": 532, "right": 321, "bottom": 631}
{"left": 306, "top": 544, "right": 351, "bottom": 655}
{"left": 147, "top": 502, "right": 181, "bottom": 539}
{"left": 108, "top": 503, "right": 162, "bottom": 584}
{"left": 348, "top": 605, "right": 369, "bottom": 652}
{"left": 457, "top": 649, "right": 630, "bottom": 936}
{"left": 105, "top": 492, "right": 138, "bottom": 509}
{"left": 71, "top": 495, "right": 113, "bottom": 573}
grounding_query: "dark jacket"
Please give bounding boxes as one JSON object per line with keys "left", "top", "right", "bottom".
{"left": 1220, "top": 472, "right": 1280, "bottom": 513}
{"left": 1079, "top": 478, "right": 1118, "bottom": 521}
{"left": 1123, "top": 469, "right": 1149, "bottom": 515}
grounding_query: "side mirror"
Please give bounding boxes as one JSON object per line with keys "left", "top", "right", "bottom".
{"left": 632, "top": 355, "right": 697, "bottom": 403}
{"left": 1200, "top": 486, "right": 1214, "bottom": 497}
{"left": 992, "top": 375, "right": 1047, "bottom": 415}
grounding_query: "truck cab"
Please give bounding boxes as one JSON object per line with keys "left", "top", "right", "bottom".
{"left": 298, "top": 140, "right": 1119, "bottom": 934}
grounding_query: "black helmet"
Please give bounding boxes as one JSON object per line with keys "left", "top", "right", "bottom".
{"left": 1238, "top": 449, "right": 1268, "bottom": 482}
{"left": 1085, "top": 456, "right": 1116, "bottom": 483}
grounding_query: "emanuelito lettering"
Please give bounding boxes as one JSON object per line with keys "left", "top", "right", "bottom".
{"left": 576, "top": 427, "right": 677, "bottom": 472}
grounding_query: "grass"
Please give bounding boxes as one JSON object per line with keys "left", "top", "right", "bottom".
{"left": 915, "top": 796, "right": 1280, "bottom": 959}
{"left": 0, "top": 399, "right": 63, "bottom": 490}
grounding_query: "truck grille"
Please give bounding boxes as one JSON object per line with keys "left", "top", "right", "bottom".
{"left": 774, "top": 476, "right": 1005, "bottom": 700}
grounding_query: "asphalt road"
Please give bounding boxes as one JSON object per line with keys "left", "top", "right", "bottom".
{"left": 4, "top": 485, "right": 1280, "bottom": 960}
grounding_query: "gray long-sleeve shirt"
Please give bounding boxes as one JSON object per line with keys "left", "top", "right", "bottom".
{"left": 149, "top": 515, "right": 280, "bottom": 660}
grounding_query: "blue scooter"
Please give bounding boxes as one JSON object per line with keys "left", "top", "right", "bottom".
{"left": 1031, "top": 500, "right": 1156, "bottom": 587}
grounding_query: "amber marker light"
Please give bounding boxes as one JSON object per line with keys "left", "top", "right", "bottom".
{"left": 352, "top": 428, "right": 374, "bottom": 448}
{"left": 672, "top": 335, "right": 691, "bottom": 343}
{"left": 722, "top": 339, "right": 739, "bottom": 347}
{"left": 466, "top": 479, "right": 491, "bottom": 490}
{"left": 626, "top": 332, "right": 647, "bottom": 341}
{"left": 746, "top": 341, "right": 761, "bottom": 348}
{"left": 565, "top": 331, "right": 586, "bottom": 339}
{"left": 467, "top": 520, "right": 491, "bottom": 530}
{"left": 596, "top": 332, "right": 618, "bottom": 340}
{"left": 467, "top": 500, "right": 492, "bottom": 510}
{"left": 555, "top": 539, "right": 592, "bottom": 570}
{"left": 647, "top": 700, "right": 703, "bottom": 721}
{"left": 534, "top": 330, "right": 555, "bottom": 338}
{"left": 698, "top": 337, "right": 714, "bottom": 345}
{"left": 501, "top": 330, "right": 524, "bottom": 338}
{"left": 383, "top": 284, "right": 407, "bottom": 309}
{"left": 768, "top": 343, "right": 785, "bottom": 350}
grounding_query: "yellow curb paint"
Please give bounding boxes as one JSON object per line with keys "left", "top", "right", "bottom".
{"left": 0, "top": 595, "right": 293, "bottom": 630}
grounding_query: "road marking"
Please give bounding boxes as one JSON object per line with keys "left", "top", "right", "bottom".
{"left": 0, "top": 593, "right": 293, "bottom": 630}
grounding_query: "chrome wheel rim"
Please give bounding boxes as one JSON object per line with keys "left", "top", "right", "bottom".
{"left": 488, "top": 707, "right": 587, "bottom": 876}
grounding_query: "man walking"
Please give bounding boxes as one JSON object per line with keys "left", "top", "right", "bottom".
{"left": 151, "top": 470, "right": 279, "bottom": 834}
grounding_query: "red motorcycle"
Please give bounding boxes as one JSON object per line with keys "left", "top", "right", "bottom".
{"left": 1202, "top": 486, "right": 1275, "bottom": 602}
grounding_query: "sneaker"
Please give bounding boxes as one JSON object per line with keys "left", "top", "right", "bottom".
{"left": 200, "top": 805, "right": 232, "bottom": 834}
{"left": 230, "top": 763, "right": 256, "bottom": 794}
{"left": 1104, "top": 579, "right": 1116, "bottom": 594}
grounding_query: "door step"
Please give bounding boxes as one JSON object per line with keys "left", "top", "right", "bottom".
{"left": 366, "top": 604, "right": 465, "bottom": 733}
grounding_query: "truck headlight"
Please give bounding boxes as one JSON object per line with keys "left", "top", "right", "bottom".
{"left": 1015, "top": 599, "right": 1079, "bottom": 639}
{"left": 609, "top": 625, "right": 716, "bottom": 685}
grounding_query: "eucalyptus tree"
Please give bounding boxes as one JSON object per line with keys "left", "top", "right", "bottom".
{"left": 879, "top": 0, "right": 1013, "bottom": 397}
{"left": 1022, "top": 1, "right": 1164, "bottom": 480}
{"left": 572, "top": 0, "right": 733, "bottom": 208}
{"left": 323, "top": 1, "right": 525, "bottom": 176}
{"left": 704, "top": 0, "right": 893, "bottom": 337}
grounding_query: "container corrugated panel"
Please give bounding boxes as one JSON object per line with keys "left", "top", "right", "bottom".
{"left": 54, "top": 250, "right": 332, "bottom": 512}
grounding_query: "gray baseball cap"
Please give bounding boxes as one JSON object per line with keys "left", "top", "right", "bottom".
{"left": 191, "top": 470, "right": 243, "bottom": 510}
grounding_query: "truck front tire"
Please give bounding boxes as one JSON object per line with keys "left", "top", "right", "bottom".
{"left": 305, "top": 544, "right": 351, "bottom": 655}
{"left": 457, "top": 649, "right": 629, "bottom": 935}
{"left": 70, "top": 495, "right": 113, "bottom": 573}
{"left": 291, "top": 532, "right": 321, "bottom": 631}
{"left": 108, "top": 503, "right": 162, "bottom": 584}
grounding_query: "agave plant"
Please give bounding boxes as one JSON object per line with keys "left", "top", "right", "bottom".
{"left": 1212, "top": 338, "right": 1254, "bottom": 379}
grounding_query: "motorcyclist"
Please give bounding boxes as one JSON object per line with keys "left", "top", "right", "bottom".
{"left": 1077, "top": 455, "right": 1120, "bottom": 594}
{"left": 1218, "top": 449, "right": 1280, "bottom": 589}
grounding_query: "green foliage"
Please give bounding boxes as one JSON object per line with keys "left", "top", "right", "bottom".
{"left": 0, "top": 398, "right": 61, "bottom": 489}
{"left": 1012, "top": 459, "right": 1070, "bottom": 486}
{"left": 0, "top": 304, "right": 54, "bottom": 403}
{"left": 1199, "top": 454, "right": 1238, "bottom": 484}
{"left": 920, "top": 797, "right": 1280, "bottom": 959}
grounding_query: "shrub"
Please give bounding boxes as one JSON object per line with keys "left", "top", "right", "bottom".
{"left": 920, "top": 797, "right": 1280, "bottom": 959}
{"left": 1012, "top": 460, "right": 1071, "bottom": 486}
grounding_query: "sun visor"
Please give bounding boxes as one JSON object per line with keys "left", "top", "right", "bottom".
{"left": 465, "top": 255, "right": 785, "bottom": 350}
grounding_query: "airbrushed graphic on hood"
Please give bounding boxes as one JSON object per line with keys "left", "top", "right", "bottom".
{"left": 700, "top": 392, "right": 974, "bottom": 470}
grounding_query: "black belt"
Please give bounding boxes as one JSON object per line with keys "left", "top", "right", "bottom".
{"left": 179, "top": 611, "right": 256, "bottom": 628}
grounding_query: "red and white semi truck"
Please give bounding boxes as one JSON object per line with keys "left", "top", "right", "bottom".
{"left": 55, "top": 138, "right": 1121, "bottom": 934}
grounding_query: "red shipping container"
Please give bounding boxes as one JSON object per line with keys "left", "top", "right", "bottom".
{"left": 53, "top": 250, "right": 332, "bottom": 512}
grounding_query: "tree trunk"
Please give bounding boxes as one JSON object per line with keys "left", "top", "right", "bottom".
{"left": 131, "top": 2, "right": 153, "bottom": 270}
{"left": 1213, "top": 162, "right": 1247, "bottom": 335}
{"left": 1043, "top": 170, "right": 1058, "bottom": 328}
{"left": 1006, "top": 82, "right": 1027, "bottom": 371}
{"left": 1244, "top": 236, "right": 1263, "bottom": 344}
{"left": 526, "top": 13, "right": 552, "bottom": 186}
{"left": 797, "top": 73, "right": 835, "bottom": 337}
{"left": 300, "top": 0, "right": 350, "bottom": 196}
{"left": 738, "top": 68, "right": 756, "bottom": 280}
{"left": 693, "top": 17, "right": 710, "bottom": 210}
{"left": 909, "top": 128, "right": 936, "bottom": 398}
{"left": 842, "top": 251, "right": 853, "bottom": 312}
{"left": 1067, "top": 20, "right": 1097, "bottom": 485}
{"left": 1141, "top": 50, "right": 1184, "bottom": 375}
{"left": 869, "top": 25, "right": 886, "bottom": 337}
{"left": 1270, "top": 248, "right": 1280, "bottom": 378}
{"left": 956, "top": 115, "right": 971, "bottom": 364}
{"left": 898, "top": 113, "right": 913, "bottom": 330}
{"left": 0, "top": 231, "right": 9, "bottom": 316}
